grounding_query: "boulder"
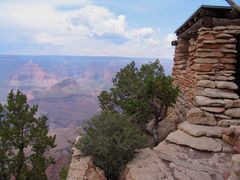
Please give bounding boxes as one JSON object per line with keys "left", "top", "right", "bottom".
{"left": 157, "top": 116, "right": 177, "bottom": 142}
{"left": 67, "top": 151, "right": 106, "bottom": 180}
{"left": 154, "top": 141, "right": 231, "bottom": 180}
{"left": 166, "top": 130, "right": 222, "bottom": 152}
{"left": 186, "top": 108, "right": 217, "bottom": 126}
{"left": 120, "top": 148, "right": 174, "bottom": 180}
{"left": 215, "top": 81, "right": 238, "bottom": 90}
{"left": 203, "top": 88, "right": 239, "bottom": 99}
{"left": 228, "top": 154, "right": 240, "bottom": 180}
{"left": 197, "top": 80, "right": 215, "bottom": 88}
{"left": 122, "top": 141, "right": 232, "bottom": 180}
{"left": 218, "top": 119, "right": 240, "bottom": 127}
{"left": 178, "top": 121, "right": 225, "bottom": 138}
{"left": 146, "top": 113, "right": 178, "bottom": 143}
{"left": 67, "top": 156, "right": 106, "bottom": 180}
{"left": 225, "top": 108, "right": 240, "bottom": 118}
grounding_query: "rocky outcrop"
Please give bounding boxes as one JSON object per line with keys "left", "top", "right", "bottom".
{"left": 223, "top": 126, "right": 240, "bottom": 154}
{"left": 121, "top": 141, "right": 232, "bottom": 180}
{"left": 66, "top": 136, "right": 106, "bottom": 180}
{"left": 66, "top": 155, "right": 106, "bottom": 180}
{"left": 122, "top": 116, "right": 236, "bottom": 180}
{"left": 228, "top": 154, "right": 240, "bottom": 180}
{"left": 120, "top": 148, "right": 174, "bottom": 180}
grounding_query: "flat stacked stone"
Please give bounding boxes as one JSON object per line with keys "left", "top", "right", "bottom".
{"left": 178, "top": 121, "right": 226, "bottom": 137}
{"left": 192, "top": 25, "right": 240, "bottom": 125}
{"left": 173, "top": 25, "right": 240, "bottom": 127}
{"left": 166, "top": 129, "right": 230, "bottom": 152}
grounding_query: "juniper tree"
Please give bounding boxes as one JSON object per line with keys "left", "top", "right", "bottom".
{"left": 98, "top": 60, "right": 179, "bottom": 144}
{"left": 0, "top": 90, "right": 56, "bottom": 180}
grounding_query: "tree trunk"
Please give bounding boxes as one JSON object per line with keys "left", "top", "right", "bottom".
{"left": 15, "top": 144, "right": 25, "bottom": 180}
{"left": 152, "top": 105, "right": 168, "bottom": 146}
{"left": 153, "top": 115, "right": 159, "bottom": 146}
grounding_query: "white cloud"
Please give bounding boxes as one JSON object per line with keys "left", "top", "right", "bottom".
{"left": 126, "top": 27, "right": 155, "bottom": 40}
{"left": 67, "top": 5, "right": 127, "bottom": 36}
{"left": 0, "top": 0, "right": 175, "bottom": 58}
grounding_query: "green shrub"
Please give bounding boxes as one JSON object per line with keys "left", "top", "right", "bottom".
{"left": 77, "top": 112, "right": 146, "bottom": 180}
{"left": 59, "top": 165, "right": 69, "bottom": 180}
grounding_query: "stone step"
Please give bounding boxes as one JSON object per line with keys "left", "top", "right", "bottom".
{"left": 166, "top": 130, "right": 224, "bottom": 152}
{"left": 178, "top": 121, "right": 226, "bottom": 138}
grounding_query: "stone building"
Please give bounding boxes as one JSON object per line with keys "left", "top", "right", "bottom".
{"left": 67, "top": 5, "right": 240, "bottom": 180}
{"left": 172, "top": 5, "right": 240, "bottom": 127}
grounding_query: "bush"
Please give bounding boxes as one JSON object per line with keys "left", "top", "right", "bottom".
{"left": 77, "top": 112, "right": 146, "bottom": 180}
{"left": 59, "top": 165, "right": 69, "bottom": 180}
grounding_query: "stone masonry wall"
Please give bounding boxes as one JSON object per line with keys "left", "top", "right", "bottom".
{"left": 173, "top": 38, "right": 197, "bottom": 105}
{"left": 173, "top": 25, "right": 240, "bottom": 126}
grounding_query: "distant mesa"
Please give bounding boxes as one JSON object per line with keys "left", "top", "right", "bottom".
{"left": 52, "top": 78, "right": 77, "bottom": 89}
{"left": 10, "top": 60, "right": 58, "bottom": 89}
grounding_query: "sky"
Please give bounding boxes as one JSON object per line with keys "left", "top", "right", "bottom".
{"left": 0, "top": 0, "right": 237, "bottom": 58}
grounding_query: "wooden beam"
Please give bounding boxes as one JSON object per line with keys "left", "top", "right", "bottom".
{"left": 179, "top": 17, "right": 240, "bottom": 39}
{"left": 211, "top": 18, "right": 240, "bottom": 26}
{"left": 179, "top": 17, "right": 212, "bottom": 39}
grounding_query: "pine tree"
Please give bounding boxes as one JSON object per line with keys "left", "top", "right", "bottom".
{"left": 0, "top": 90, "right": 56, "bottom": 180}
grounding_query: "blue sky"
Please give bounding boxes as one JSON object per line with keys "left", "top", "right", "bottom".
{"left": 0, "top": 0, "right": 237, "bottom": 58}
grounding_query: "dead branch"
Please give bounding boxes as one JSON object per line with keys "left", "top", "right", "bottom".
{"left": 225, "top": 0, "right": 240, "bottom": 12}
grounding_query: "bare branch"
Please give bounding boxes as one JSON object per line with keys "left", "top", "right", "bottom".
{"left": 225, "top": 0, "right": 240, "bottom": 12}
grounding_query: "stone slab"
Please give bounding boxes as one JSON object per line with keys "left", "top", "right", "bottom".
{"left": 178, "top": 121, "right": 226, "bottom": 138}
{"left": 203, "top": 88, "right": 239, "bottom": 99}
{"left": 166, "top": 130, "right": 222, "bottom": 152}
{"left": 186, "top": 108, "right": 217, "bottom": 126}
{"left": 225, "top": 108, "right": 240, "bottom": 118}
{"left": 201, "top": 106, "right": 225, "bottom": 113}
{"left": 218, "top": 119, "right": 240, "bottom": 127}
{"left": 215, "top": 81, "right": 238, "bottom": 90}
{"left": 196, "top": 96, "right": 224, "bottom": 107}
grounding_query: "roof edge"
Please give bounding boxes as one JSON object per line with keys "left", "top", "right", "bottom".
{"left": 175, "top": 5, "right": 232, "bottom": 35}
